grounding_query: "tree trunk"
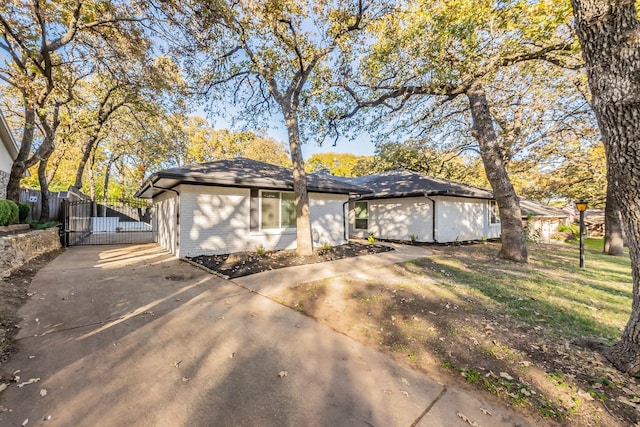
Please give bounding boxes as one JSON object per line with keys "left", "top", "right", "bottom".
{"left": 6, "top": 104, "right": 37, "bottom": 202}
{"left": 103, "top": 158, "right": 115, "bottom": 217}
{"left": 74, "top": 136, "right": 99, "bottom": 188}
{"left": 571, "top": 0, "right": 640, "bottom": 374}
{"left": 37, "top": 160, "right": 50, "bottom": 222}
{"left": 467, "top": 84, "right": 528, "bottom": 263}
{"left": 283, "top": 108, "right": 313, "bottom": 256}
{"left": 604, "top": 181, "right": 624, "bottom": 256}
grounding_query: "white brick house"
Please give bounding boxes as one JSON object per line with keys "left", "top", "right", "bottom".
{"left": 0, "top": 110, "right": 19, "bottom": 200}
{"left": 337, "top": 170, "right": 503, "bottom": 243}
{"left": 135, "top": 158, "right": 370, "bottom": 257}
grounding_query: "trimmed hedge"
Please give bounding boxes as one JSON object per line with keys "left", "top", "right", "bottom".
{"left": 17, "top": 202, "right": 30, "bottom": 222}
{"left": 0, "top": 200, "right": 19, "bottom": 226}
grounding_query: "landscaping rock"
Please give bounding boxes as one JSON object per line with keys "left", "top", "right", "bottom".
{"left": 0, "top": 228, "right": 61, "bottom": 278}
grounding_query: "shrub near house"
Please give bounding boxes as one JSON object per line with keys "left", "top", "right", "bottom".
{"left": 0, "top": 200, "right": 18, "bottom": 226}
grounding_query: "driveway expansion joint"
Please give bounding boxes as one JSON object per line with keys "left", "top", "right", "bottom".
{"left": 411, "top": 385, "right": 447, "bottom": 427}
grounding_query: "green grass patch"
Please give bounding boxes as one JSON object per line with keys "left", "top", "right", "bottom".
{"left": 410, "top": 243, "right": 632, "bottom": 341}
{"left": 564, "top": 237, "right": 607, "bottom": 251}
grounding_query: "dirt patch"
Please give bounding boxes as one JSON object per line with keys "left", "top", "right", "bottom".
{"left": 0, "top": 250, "right": 62, "bottom": 366}
{"left": 272, "top": 243, "right": 638, "bottom": 427}
{"left": 187, "top": 242, "right": 394, "bottom": 278}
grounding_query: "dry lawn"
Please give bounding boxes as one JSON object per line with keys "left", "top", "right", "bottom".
{"left": 272, "top": 242, "right": 637, "bottom": 427}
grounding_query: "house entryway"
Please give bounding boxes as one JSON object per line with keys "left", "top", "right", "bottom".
{"left": 61, "top": 196, "right": 156, "bottom": 246}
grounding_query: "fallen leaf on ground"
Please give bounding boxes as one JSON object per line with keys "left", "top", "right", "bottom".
{"left": 400, "top": 390, "right": 409, "bottom": 397}
{"left": 480, "top": 408, "right": 492, "bottom": 416}
{"left": 278, "top": 371, "right": 287, "bottom": 378}
{"left": 457, "top": 411, "right": 481, "bottom": 426}
{"left": 17, "top": 378, "right": 40, "bottom": 388}
{"left": 39, "top": 389, "right": 47, "bottom": 397}
{"left": 577, "top": 389, "right": 594, "bottom": 401}
{"left": 617, "top": 396, "right": 637, "bottom": 408}
{"left": 499, "top": 372, "right": 514, "bottom": 381}
{"left": 0, "top": 383, "right": 7, "bottom": 392}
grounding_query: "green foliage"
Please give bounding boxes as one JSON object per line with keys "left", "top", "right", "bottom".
{"left": 523, "top": 214, "right": 541, "bottom": 243}
{"left": 321, "top": 241, "right": 331, "bottom": 251}
{"left": 367, "top": 233, "right": 375, "bottom": 245}
{"left": 255, "top": 244, "right": 265, "bottom": 256}
{"left": 0, "top": 201, "right": 9, "bottom": 226}
{"left": 305, "top": 152, "right": 374, "bottom": 177}
{"left": 28, "top": 220, "right": 59, "bottom": 230}
{"left": 465, "top": 369, "right": 480, "bottom": 384}
{"left": 17, "top": 202, "right": 30, "bottom": 222}
{"left": 0, "top": 200, "right": 19, "bottom": 226}
{"left": 374, "top": 141, "right": 489, "bottom": 187}
{"left": 175, "top": 117, "right": 291, "bottom": 168}
{"left": 558, "top": 223, "right": 580, "bottom": 241}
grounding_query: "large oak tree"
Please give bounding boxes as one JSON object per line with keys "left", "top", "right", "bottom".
{"left": 159, "top": 0, "right": 378, "bottom": 255}
{"left": 333, "top": 0, "right": 580, "bottom": 262}
{"left": 570, "top": 0, "right": 640, "bottom": 374}
{"left": 0, "top": 0, "right": 151, "bottom": 218}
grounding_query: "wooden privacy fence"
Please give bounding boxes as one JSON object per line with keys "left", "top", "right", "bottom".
{"left": 19, "top": 188, "right": 66, "bottom": 221}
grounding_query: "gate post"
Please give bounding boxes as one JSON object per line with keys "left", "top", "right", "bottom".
{"left": 61, "top": 199, "right": 69, "bottom": 247}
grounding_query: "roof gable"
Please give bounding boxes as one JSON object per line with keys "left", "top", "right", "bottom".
{"left": 519, "top": 199, "right": 567, "bottom": 218}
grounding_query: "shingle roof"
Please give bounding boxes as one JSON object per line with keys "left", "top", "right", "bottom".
{"left": 135, "top": 158, "right": 371, "bottom": 198}
{"left": 335, "top": 169, "right": 495, "bottom": 200}
{"left": 519, "top": 199, "right": 567, "bottom": 219}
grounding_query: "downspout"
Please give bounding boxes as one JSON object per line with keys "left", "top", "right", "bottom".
{"left": 425, "top": 195, "right": 438, "bottom": 243}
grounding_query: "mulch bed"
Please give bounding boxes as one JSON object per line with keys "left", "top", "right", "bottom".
{"left": 187, "top": 242, "right": 394, "bottom": 279}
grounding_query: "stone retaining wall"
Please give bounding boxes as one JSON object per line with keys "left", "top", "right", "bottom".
{"left": 0, "top": 169, "right": 9, "bottom": 199}
{"left": 0, "top": 227, "right": 61, "bottom": 278}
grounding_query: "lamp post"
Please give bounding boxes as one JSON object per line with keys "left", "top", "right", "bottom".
{"left": 575, "top": 199, "right": 588, "bottom": 268}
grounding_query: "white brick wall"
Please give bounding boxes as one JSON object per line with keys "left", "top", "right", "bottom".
{"left": 174, "top": 185, "right": 348, "bottom": 257}
{"left": 348, "top": 196, "right": 502, "bottom": 243}
{"left": 309, "top": 193, "right": 348, "bottom": 246}
{"left": 349, "top": 197, "right": 433, "bottom": 242}
{"left": 154, "top": 191, "right": 178, "bottom": 255}
{"left": 0, "top": 136, "right": 13, "bottom": 174}
{"left": 435, "top": 196, "right": 500, "bottom": 242}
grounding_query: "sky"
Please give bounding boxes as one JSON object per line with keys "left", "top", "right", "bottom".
{"left": 196, "top": 104, "right": 378, "bottom": 159}
{"left": 266, "top": 124, "right": 376, "bottom": 158}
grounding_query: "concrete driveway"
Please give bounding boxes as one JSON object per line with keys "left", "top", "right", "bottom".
{"left": 0, "top": 244, "right": 531, "bottom": 427}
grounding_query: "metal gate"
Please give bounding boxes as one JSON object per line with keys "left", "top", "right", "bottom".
{"left": 62, "top": 198, "right": 156, "bottom": 246}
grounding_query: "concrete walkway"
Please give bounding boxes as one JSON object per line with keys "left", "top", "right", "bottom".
{"left": 233, "top": 242, "right": 433, "bottom": 296}
{"left": 0, "top": 244, "right": 532, "bottom": 427}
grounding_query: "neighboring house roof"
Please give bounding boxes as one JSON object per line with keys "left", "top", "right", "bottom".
{"left": 135, "top": 157, "right": 372, "bottom": 198}
{"left": 584, "top": 208, "right": 605, "bottom": 226}
{"left": 0, "top": 109, "right": 19, "bottom": 160}
{"left": 335, "top": 169, "right": 495, "bottom": 200}
{"left": 520, "top": 199, "right": 568, "bottom": 219}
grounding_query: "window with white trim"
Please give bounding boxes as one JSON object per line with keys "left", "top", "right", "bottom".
{"left": 354, "top": 201, "right": 368, "bottom": 230}
{"left": 261, "top": 191, "right": 296, "bottom": 229}
{"left": 490, "top": 200, "right": 500, "bottom": 224}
